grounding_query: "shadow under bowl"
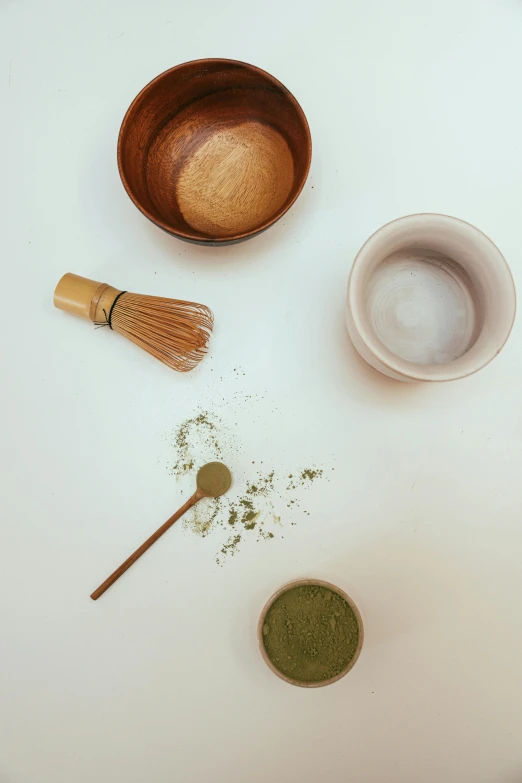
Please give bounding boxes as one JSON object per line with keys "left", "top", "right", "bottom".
{"left": 118, "top": 58, "right": 312, "bottom": 245}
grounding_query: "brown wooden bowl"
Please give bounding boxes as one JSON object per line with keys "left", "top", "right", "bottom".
{"left": 118, "top": 59, "right": 312, "bottom": 245}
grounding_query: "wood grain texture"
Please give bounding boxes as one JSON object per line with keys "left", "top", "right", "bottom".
{"left": 118, "top": 59, "right": 311, "bottom": 245}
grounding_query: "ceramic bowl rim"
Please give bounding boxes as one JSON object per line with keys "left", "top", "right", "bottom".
{"left": 347, "top": 213, "right": 516, "bottom": 382}
{"left": 117, "top": 58, "right": 312, "bottom": 244}
{"left": 257, "top": 578, "right": 364, "bottom": 688}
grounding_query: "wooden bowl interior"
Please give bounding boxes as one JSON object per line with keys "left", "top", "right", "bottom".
{"left": 119, "top": 61, "right": 311, "bottom": 242}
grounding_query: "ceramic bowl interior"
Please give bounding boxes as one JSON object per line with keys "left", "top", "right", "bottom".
{"left": 257, "top": 578, "right": 364, "bottom": 688}
{"left": 118, "top": 59, "right": 311, "bottom": 245}
{"left": 348, "top": 214, "right": 516, "bottom": 381}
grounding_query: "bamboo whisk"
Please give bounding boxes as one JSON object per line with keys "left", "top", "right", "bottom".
{"left": 54, "top": 273, "right": 213, "bottom": 371}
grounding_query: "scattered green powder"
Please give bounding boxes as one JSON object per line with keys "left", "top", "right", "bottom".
{"left": 187, "top": 497, "right": 222, "bottom": 538}
{"left": 301, "top": 468, "right": 323, "bottom": 481}
{"left": 258, "top": 530, "right": 274, "bottom": 540}
{"left": 189, "top": 464, "right": 326, "bottom": 562}
{"left": 228, "top": 508, "right": 238, "bottom": 526}
{"left": 287, "top": 469, "right": 321, "bottom": 491}
{"left": 262, "top": 584, "right": 359, "bottom": 683}
{"left": 172, "top": 412, "right": 222, "bottom": 477}
{"left": 168, "top": 410, "right": 329, "bottom": 565}
{"left": 212, "top": 466, "right": 325, "bottom": 563}
{"left": 220, "top": 534, "right": 241, "bottom": 558}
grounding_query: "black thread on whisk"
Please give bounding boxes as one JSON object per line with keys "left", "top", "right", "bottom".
{"left": 106, "top": 291, "right": 127, "bottom": 330}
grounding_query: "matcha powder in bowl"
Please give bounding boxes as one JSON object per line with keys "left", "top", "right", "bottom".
{"left": 258, "top": 579, "right": 363, "bottom": 687}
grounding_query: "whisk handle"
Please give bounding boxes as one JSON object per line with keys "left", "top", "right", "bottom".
{"left": 54, "top": 273, "right": 121, "bottom": 323}
{"left": 90, "top": 488, "right": 204, "bottom": 600}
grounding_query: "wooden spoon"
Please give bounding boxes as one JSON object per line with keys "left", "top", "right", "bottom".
{"left": 90, "top": 462, "right": 232, "bottom": 600}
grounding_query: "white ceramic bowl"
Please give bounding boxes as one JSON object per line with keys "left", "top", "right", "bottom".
{"left": 346, "top": 214, "right": 516, "bottom": 382}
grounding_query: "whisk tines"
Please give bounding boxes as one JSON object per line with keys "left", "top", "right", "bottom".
{"left": 110, "top": 292, "right": 213, "bottom": 372}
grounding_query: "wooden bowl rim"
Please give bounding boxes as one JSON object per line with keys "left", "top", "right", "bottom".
{"left": 257, "top": 578, "right": 364, "bottom": 688}
{"left": 117, "top": 58, "right": 312, "bottom": 243}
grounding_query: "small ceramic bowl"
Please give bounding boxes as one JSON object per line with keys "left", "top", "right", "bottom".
{"left": 258, "top": 578, "right": 364, "bottom": 688}
{"left": 346, "top": 214, "right": 516, "bottom": 382}
{"left": 118, "top": 59, "right": 311, "bottom": 245}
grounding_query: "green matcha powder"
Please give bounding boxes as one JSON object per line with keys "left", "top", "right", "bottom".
{"left": 262, "top": 584, "right": 360, "bottom": 683}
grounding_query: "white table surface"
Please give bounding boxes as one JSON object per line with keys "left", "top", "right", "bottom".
{"left": 2, "top": 1, "right": 522, "bottom": 781}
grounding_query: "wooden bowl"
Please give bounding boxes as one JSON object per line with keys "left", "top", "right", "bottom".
{"left": 118, "top": 59, "right": 312, "bottom": 245}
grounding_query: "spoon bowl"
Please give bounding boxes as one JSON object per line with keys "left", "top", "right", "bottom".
{"left": 197, "top": 462, "right": 232, "bottom": 498}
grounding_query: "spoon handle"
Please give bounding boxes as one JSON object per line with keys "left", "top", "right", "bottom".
{"left": 90, "top": 488, "right": 204, "bottom": 600}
